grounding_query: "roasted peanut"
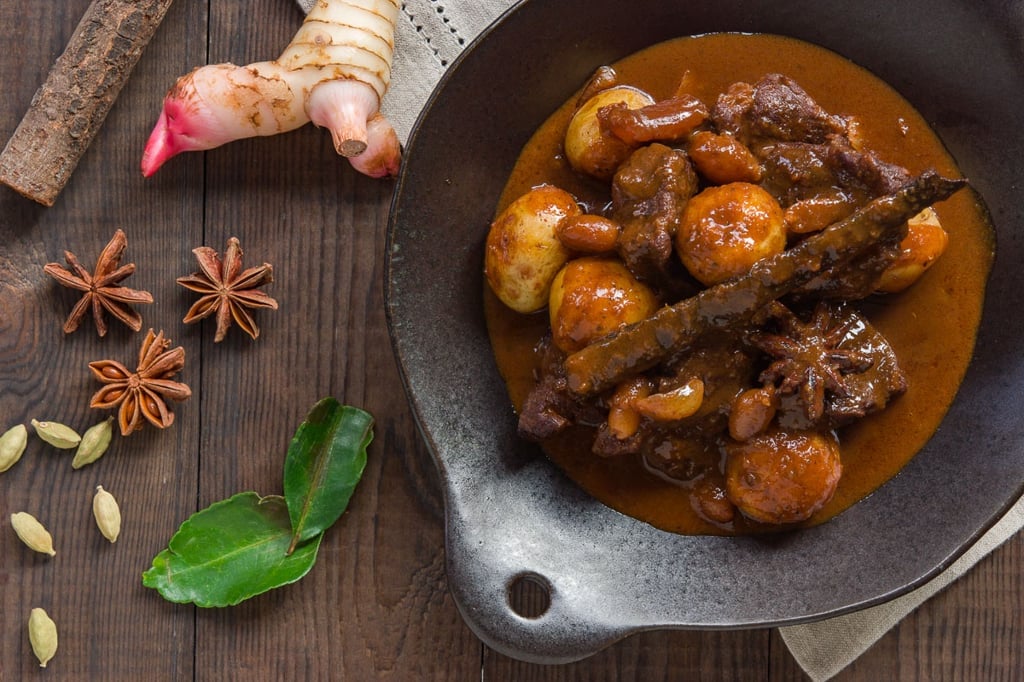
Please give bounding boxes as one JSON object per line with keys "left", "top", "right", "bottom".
{"left": 634, "top": 378, "right": 705, "bottom": 422}
{"left": 556, "top": 214, "right": 620, "bottom": 254}
{"left": 728, "top": 386, "right": 778, "bottom": 441}
{"left": 687, "top": 130, "right": 762, "bottom": 184}
{"left": 607, "top": 377, "right": 653, "bottom": 440}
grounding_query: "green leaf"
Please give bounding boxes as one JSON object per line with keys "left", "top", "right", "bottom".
{"left": 283, "top": 398, "right": 374, "bottom": 553}
{"left": 142, "top": 492, "right": 322, "bottom": 607}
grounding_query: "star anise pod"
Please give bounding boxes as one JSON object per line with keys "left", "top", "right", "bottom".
{"left": 43, "top": 229, "right": 154, "bottom": 336}
{"left": 749, "top": 301, "right": 874, "bottom": 423}
{"left": 176, "top": 237, "right": 278, "bottom": 342}
{"left": 89, "top": 329, "right": 192, "bottom": 436}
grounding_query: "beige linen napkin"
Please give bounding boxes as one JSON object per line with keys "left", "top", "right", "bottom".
{"left": 779, "top": 497, "right": 1024, "bottom": 681}
{"left": 295, "top": 1, "right": 1023, "bottom": 679}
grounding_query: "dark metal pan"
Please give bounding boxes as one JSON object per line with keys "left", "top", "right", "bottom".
{"left": 385, "top": 0, "right": 1024, "bottom": 664}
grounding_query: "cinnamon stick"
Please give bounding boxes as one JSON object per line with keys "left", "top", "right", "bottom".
{"left": 563, "top": 172, "right": 968, "bottom": 397}
{"left": 0, "top": 0, "right": 175, "bottom": 206}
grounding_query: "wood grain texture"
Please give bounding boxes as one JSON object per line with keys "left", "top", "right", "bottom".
{"left": 0, "top": 1, "right": 1019, "bottom": 680}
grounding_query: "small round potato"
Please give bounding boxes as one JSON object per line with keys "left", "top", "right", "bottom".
{"left": 564, "top": 86, "right": 655, "bottom": 180}
{"left": 676, "top": 182, "right": 786, "bottom": 286}
{"left": 876, "top": 207, "right": 949, "bottom": 293}
{"left": 549, "top": 257, "right": 659, "bottom": 353}
{"left": 724, "top": 430, "right": 842, "bottom": 525}
{"left": 485, "top": 185, "right": 581, "bottom": 313}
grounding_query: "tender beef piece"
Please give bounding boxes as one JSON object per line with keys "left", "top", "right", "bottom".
{"left": 795, "top": 238, "right": 903, "bottom": 301}
{"left": 610, "top": 143, "right": 699, "bottom": 297}
{"left": 640, "top": 432, "right": 706, "bottom": 481}
{"left": 712, "top": 74, "right": 848, "bottom": 148}
{"left": 759, "top": 139, "right": 912, "bottom": 209}
{"left": 825, "top": 310, "right": 907, "bottom": 425}
{"left": 592, "top": 422, "right": 643, "bottom": 457}
{"left": 713, "top": 74, "right": 913, "bottom": 231}
{"left": 826, "top": 141, "right": 913, "bottom": 196}
{"left": 518, "top": 337, "right": 603, "bottom": 442}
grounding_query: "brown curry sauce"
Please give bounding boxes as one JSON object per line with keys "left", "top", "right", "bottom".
{"left": 484, "top": 33, "right": 995, "bottom": 535}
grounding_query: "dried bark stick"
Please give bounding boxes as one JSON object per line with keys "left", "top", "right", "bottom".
{"left": 0, "top": 0, "right": 175, "bottom": 206}
{"left": 563, "top": 172, "right": 967, "bottom": 397}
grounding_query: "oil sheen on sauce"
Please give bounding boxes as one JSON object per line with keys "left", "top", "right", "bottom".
{"left": 484, "top": 33, "right": 995, "bottom": 535}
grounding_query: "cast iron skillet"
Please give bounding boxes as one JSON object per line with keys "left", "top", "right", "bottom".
{"left": 385, "top": 0, "right": 1024, "bottom": 664}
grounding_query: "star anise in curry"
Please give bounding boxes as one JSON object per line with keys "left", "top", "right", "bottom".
{"left": 89, "top": 329, "right": 192, "bottom": 436}
{"left": 749, "top": 301, "right": 874, "bottom": 423}
{"left": 177, "top": 237, "right": 278, "bottom": 342}
{"left": 42, "top": 229, "right": 154, "bottom": 336}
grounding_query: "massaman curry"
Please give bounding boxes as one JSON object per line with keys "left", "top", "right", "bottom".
{"left": 483, "top": 33, "right": 994, "bottom": 535}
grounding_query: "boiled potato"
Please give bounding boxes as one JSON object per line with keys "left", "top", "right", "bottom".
{"left": 675, "top": 182, "right": 786, "bottom": 286}
{"left": 548, "top": 257, "right": 659, "bottom": 353}
{"left": 875, "top": 207, "right": 949, "bottom": 293}
{"left": 724, "top": 430, "right": 842, "bottom": 525}
{"left": 485, "top": 185, "right": 581, "bottom": 313}
{"left": 564, "top": 86, "right": 655, "bottom": 180}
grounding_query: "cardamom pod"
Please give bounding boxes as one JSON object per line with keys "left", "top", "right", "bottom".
{"left": 72, "top": 417, "right": 114, "bottom": 469}
{"left": 30, "top": 419, "right": 81, "bottom": 449}
{"left": 10, "top": 511, "right": 56, "bottom": 556}
{"left": 28, "top": 607, "right": 58, "bottom": 668}
{"left": 92, "top": 485, "right": 121, "bottom": 543}
{"left": 0, "top": 423, "right": 28, "bottom": 472}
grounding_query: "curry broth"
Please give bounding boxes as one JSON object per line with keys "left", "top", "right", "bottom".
{"left": 484, "top": 33, "right": 995, "bottom": 535}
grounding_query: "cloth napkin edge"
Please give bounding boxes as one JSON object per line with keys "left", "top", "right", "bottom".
{"left": 778, "top": 493, "right": 1024, "bottom": 681}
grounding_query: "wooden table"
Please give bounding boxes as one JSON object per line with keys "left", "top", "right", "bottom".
{"left": 0, "top": 2, "right": 1019, "bottom": 679}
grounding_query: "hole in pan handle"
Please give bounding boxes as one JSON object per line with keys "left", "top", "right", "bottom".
{"left": 443, "top": 527, "right": 633, "bottom": 664}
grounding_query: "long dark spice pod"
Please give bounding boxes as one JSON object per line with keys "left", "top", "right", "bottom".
{"left": 564, "top": 171, "right": 967, "bottom": 397}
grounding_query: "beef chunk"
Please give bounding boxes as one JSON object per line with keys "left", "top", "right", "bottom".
{"left": 518, "top": 337, "right": 603, "bottom": 441}
{"left": 760, "top": 139, "right": 912, "bottom": 208}
{"left": 712, "top": 74, "right": 848, "bottom": 148}
{"left": 713, "top": 74, "right": 913, "bottom": 235}
{"left": 610, "top": 143, "right": 699, "bottom": 297}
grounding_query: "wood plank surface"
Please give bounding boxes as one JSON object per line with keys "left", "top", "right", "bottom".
{"left": 0, "top": 1, "right": 1019, "bottom": 680}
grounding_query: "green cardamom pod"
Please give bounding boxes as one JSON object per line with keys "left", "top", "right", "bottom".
{"left": 72, "top": 418, "right": 114, "bottom": 469}
{"left": 92, "top": 486, "right": 122, "bottom": 543}
{"left": 10, "top": 511, "right": 56, "bottom": 556}
{"left": 28, "top": 607, "right": 58, "bottom": 668}
{"left": 30, "top": 419, "right": 81, "bottom": 449}
{"left": 0, "top": 423, "right": 28, "bottom": 472}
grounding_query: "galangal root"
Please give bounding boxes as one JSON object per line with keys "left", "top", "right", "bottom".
{"left": 141, "top": 0, "right": 401, "bottom": 179}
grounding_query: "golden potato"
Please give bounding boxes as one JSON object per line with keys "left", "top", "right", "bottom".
{"left": 485, "top": 185, "right": 581, "bottom": 313}
{"left": 549, "top": 257, "right": 659, "bottom": 353}
{"left": 724, "top": 430, "right": 842, "bottom": 525}
{"left": 564, "top": 86, "right": 655, "bottom": 180}
{"left": 676, "top": 182, "right": 786, "bottom": 286}
{"left": 876, "top": 207, "right": 949, "bottom": 293}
